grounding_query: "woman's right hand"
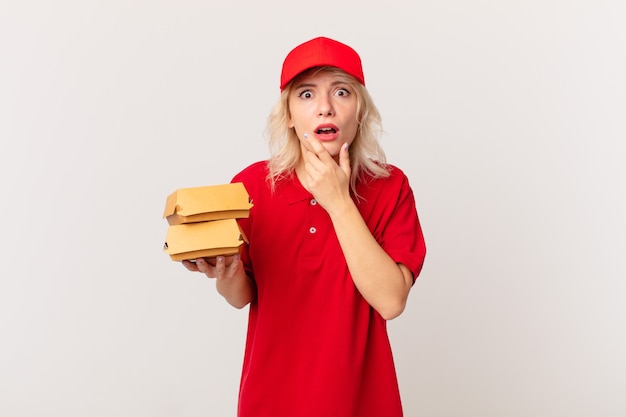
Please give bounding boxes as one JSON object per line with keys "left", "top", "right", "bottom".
{"left": 182, "top": 255, "right": 241, "bottom": 280}
{"left": 182, "top": 254, "right": 254, "bottom": 308}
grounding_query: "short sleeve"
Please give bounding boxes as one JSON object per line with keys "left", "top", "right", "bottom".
{"left": 378, "top": 171, "right": 426, "bottom": 281}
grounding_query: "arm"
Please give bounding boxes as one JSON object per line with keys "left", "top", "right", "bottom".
{"left": 183, "top": 255, "right": 256, "bottom": 309}
{"left": 327, "top": 200, "right": 413, "bottom": 320}
{"left": 299, "top": 138, "right": 413, "bottom": 320}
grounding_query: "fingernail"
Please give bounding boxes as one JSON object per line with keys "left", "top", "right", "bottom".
{"left": 217, "top": 256, "right": 224, "bottom": 263}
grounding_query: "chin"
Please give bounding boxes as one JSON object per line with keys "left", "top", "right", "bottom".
{"left": 323, "top": 146, "right": 341, "bottom": 158}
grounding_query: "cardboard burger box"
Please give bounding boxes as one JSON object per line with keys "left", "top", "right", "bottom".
{"left": 163, "top": 182, "right": 253, "bottom": 225}
{"left": 162, "top": 183, "right": 252, "bottom": 261}
{"left": 164, "top": 219, "right": 248, "bottom": 261}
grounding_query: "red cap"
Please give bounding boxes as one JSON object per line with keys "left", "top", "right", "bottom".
{"left": 280, "top": 37, "right": 365, "bottom": 91}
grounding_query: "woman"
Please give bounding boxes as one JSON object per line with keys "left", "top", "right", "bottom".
{"left": 184, "top": 36, "right": 426, "bottom": 417}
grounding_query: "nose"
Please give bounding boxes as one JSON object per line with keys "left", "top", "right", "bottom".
{"left": 317, "top": 96, "right": 334, "bottom": 117}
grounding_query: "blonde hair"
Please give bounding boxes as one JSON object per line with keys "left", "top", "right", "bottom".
{"left": 265, "top": 67, "right": 390, "bottom": 195}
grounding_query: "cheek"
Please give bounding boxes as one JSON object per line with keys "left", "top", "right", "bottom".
{"left": 287, "top": 105, "right": 303, "bottom": 129}
{"left": 288, "top": 110, "right": 306, "bottom": 129}
{"left": 344, "top": 117, "right": 359, "bottom": 142}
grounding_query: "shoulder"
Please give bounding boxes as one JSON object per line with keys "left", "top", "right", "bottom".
{"left": 232, "top": 161, "right": 269, "bottom": 183}
{"left": 360, "top": 163, "right": 410, "bottom": 191}
{"left": 354, "top": 164, "right": 416, "bottom": 211}
{"left": 386, "top": 164, "right": 409, "bottom": 183}
{"left": 231, "top": 161, "right": 271, "bottom": 199}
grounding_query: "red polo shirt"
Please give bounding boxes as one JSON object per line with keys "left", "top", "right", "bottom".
{"left": 231, "top": 161, "right": 426, "bottom": 417}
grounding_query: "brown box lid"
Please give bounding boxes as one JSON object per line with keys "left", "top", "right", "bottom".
{"left": 163, "top": 182, "right": 253, "bottom": 225}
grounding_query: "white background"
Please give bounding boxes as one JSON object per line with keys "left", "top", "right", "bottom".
{"left": 1, "top": 1, "right": 625, "bottom": 416}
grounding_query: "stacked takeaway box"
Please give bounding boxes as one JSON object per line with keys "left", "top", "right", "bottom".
{"left": 163, "top": 183, "right": 253, "bottom": 261}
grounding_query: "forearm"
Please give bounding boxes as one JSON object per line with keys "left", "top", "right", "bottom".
{"left": 328, "top": 199, "right": 413, "bottom": 320}
{"left": 216, "top": 268, "right": 256, "bottom": 309}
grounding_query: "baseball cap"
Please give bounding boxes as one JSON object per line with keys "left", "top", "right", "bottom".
{"left": 280, "top": 37, "right": 365, "bottom": 91}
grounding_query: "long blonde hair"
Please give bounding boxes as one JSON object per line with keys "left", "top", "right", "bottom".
{"left": 265, "top": 67, "right": 390, "bottom": 195}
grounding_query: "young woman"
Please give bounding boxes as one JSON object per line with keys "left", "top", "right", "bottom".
{"left": 183, "top": 36, "right": 426, "bottom": 417}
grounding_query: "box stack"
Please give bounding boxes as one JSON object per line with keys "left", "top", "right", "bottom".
{"left": 162, "top": 182, "right": 253, "bottom": 261}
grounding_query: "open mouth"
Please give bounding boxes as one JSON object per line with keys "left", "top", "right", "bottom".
{"left": 316, "top": 126, "right": 337, "bottom": 134}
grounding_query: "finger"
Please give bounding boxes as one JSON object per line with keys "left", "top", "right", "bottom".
{"left": 339, "top": 142, "right": 351, "bottom": 178}
{"left": 300, "top": 143, "right": 324, "bottom": 180}
{"left": 195, "top": 258, "right": 216, "bottom": 277}
{"left": 302, "top": 139, "right": 333, "bottom": 176}
{"left": 301, "top": 133, "right": 316, "bottom": 153}
{"left": 214, "top": 256, "right": 226, "bottom": 279}
{"left": 303, "top": 133, "right": 331, "bottom": 159}
{"left": 182, "top": 260, "right": 199, "bottom": 271}
{"left": 228, "top": 254, "right": 241, "bottom": 274}
{"left": 303, "top": 149, "right": 323, "bottom": 175}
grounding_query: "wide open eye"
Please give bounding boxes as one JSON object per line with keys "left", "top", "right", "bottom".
{"left": 297, "top": 90, "right": 313, "bottom": 99}
{"left": 334, "top": 88, "right": 351, "bottom": 97}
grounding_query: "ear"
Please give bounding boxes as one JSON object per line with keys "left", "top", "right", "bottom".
{"left": 287, "top": 109, "right": 295, "bottom": 128}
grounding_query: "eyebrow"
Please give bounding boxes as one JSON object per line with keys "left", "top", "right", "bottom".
{"left": 294, "top": 82, "right": 316, "bottom": 89}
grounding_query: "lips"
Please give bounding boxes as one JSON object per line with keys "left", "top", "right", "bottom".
{"left": 314, "top": 124, "right": 339, "bottom": 141}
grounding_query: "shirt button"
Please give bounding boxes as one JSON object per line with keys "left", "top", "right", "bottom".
{"left": 310, "top": 199, "right": 317, "bottom": 206}
{"left": 309, "top": 227, "right": 317, "bottom": 234}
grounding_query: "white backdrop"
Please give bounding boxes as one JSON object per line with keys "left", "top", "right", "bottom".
{"left": 1, "top": 1, "right": 625, "bottom": 416}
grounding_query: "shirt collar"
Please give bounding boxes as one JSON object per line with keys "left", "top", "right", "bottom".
{"left": 275, "top": 173, "right": 313, "bottom": 205}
